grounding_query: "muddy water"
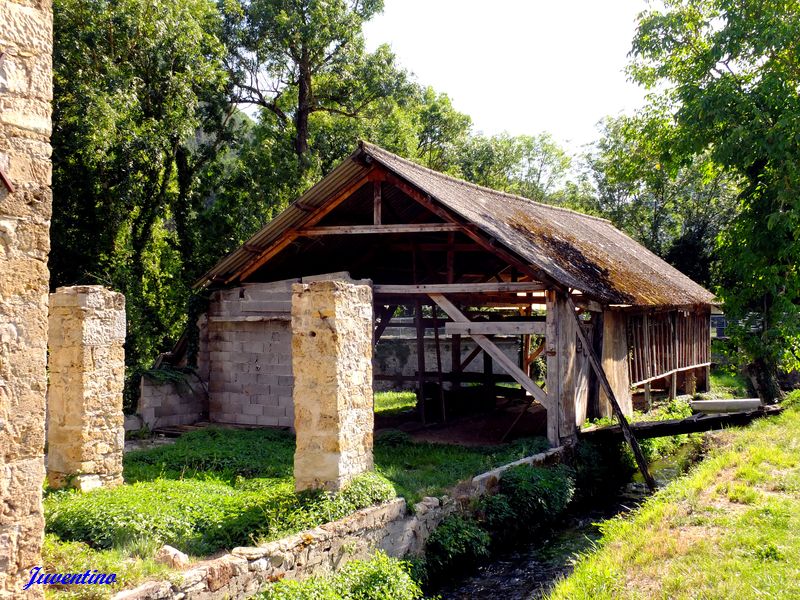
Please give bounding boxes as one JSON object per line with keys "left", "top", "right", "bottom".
{"left": 436, "top": 445, "right": 698, "bottom": 600}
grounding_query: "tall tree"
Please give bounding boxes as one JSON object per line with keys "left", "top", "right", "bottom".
{"left": 52, "top": 0, "right": 230, "bottom": 372}
{"left": 222, "top": 0, "right": 409, "bottom": 176}
{"left": 631, "top": 0, "right": 800, "bottom": 399}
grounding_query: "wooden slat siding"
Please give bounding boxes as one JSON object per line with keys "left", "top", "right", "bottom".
{"left": 627, "top": 308, "right": 713, "bottom": 387}
{"left": 373, "top": 180, "right": 381, "bottom": 225}
{"left": 234, "top": 170, "right": 375, "bottom": 282}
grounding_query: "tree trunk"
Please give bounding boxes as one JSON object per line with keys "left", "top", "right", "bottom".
{"left": 746, "top": 357, "right": 782, "bottom": 403}
{"left": 295, "top": 51, "right": 312, "bottom": 173}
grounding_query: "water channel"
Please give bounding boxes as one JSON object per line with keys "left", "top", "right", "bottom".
{"left": 436, "top": 443, "right": 700, "bottom": 600}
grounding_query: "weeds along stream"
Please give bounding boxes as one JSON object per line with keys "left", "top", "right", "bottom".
{"left": 433, "top": 440, "right": 704, "bottom": 600}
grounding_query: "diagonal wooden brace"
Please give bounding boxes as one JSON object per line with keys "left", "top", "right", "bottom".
{"left": 429, "top": 293, "right": 551, "bottom": 411}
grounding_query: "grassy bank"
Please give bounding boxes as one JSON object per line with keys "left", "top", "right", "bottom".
{"left": 550, "top": 392, "right": 800, "bottom": 600}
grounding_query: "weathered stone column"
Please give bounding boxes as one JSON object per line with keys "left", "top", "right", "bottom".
{"left": 47, "top": 286, "right": 126, "bottom": 491}
{"left": 0, "top": 0, "right": 53, "bottom": 596}
{"left": 291, "top": 280, "right": 374, "bottom": 492}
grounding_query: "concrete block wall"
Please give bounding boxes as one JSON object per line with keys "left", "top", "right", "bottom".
{"left": 138, "top": 374, "right": 207, "bottom": 430}
{"left": 205, "top": 281, "right": 296, "bottom": 428}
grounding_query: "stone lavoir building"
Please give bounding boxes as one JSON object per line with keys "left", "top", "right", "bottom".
{"left": 0, "top": 0, "right": 53, "bottom": 596}
{"left": 143, "top": 141, "right": 714, "bottom": 448}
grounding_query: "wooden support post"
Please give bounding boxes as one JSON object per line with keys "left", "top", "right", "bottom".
{"left": 566, "top": 296, "right": 656, "bottom": 491}
{"left": 686, "top": 369, "right": 697, "bottom": 396}
{"left": 588, "top": 311, "right": 604, "bottom": 419}
{"left": 669, "top": 372, "right": 677, "bottom": 400}
{"left": 373, "top": 304, "right": 397, "bottom": 347}
{"left": 483, "top": 351, "right": 493, "bottom": 403}
{"left": 547, "top": 291, "right": 577, "bottom": 444}
{"left": 644, "top": 382, "right": 653, "bottom": 411}
{"left": 545, "top": 291, "right": 560, "bottom": 446}
{"left": 459, "top": 345, "right": 482, "bottom": 372}
{"left": 451, "top": 333, "right": 462, "bottom": 395}
{"left": 433, "top": 308, "right": 446, "bottom": 422}
{"left": 373, "top": 180, "right": 381, "bottom": 225}
{"left": 446, "top": 232, "right": 455, "bottom": 284}
{"left": 599, "top": 310, "right": 633, "bottom": 418}
{"left": 415, "top": 300, "right": 426, "bottom": 423}
{"left": 700, "top": 365, "right": 710, "bottom": 393}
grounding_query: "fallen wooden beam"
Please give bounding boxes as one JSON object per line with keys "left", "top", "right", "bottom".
{"left": 581, "top": 405, "right": 782, "bottom": 440}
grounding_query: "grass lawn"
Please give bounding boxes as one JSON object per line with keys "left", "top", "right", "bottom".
{"left": 374, "top": 390, "right": 417, "bottom": 416}
{"left": 549, "top": 391, "right": 800, "bottom": 600}
{"left": 709, "top": 367, "right": 751, "bottom": 398}
{"left": 44, "top": 418, "right": 547, "bottom": 596}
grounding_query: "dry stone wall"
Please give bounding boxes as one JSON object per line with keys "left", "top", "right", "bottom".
{"left": 0, "top": 0, "right": 52, "bottom": 596}
{"left": 292, "top": 279, "right": 374, "bottom": 492}
{"left": 47, "top": 286, "right": 126, "bottom": 491}
{"left": 112, "top": 447, "right": 564, "bottom": 600}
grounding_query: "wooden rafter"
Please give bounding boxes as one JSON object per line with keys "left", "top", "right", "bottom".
{"left": 234, "top": 169, "right": 374, "bottom": 282}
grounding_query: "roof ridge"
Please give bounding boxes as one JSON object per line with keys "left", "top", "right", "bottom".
{"left": 359, "top": 140, "right": 612, "bottom": 225}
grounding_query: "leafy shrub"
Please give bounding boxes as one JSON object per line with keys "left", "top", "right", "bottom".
{"left": 783, "top": 389, "right": 800, "bottom": 409}
{"left": 45, "top": 473, "right": 395, "bottom": 556}
{"left": 573, "top": 440, "right": 635, "bottom": 504}
{"left": 424, "top": 515, "right": 491, "bottom": 582}
{"left": 258, "top": 552, "right": 423, "bottom": 600}
{"left": 499, "top": 464, "right": 575, "bottom": 525}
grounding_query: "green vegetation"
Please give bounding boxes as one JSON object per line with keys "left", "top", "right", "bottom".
{"left": 373, "top": 432, "right": 550, "bottom": 504}
{"left": 374, "top": 390, "right": 417, "bottom": 416}
{"left": 46, "top": 473, "right": 395, "bottom": 556}
{"left": 709, "top": 367, "right": 751, "bottom": 399}
{"left": 41, "top": 533, "right": 174, "bottom": 598}
{"left": 423, "top": 515, "right": 491, "bottom": 579}
{"left": 257, "top": 552, "right": 423, "bottom": 600}
{"left": 549, "top": 391, "right": 800, "bottom": 599}
{"left": 46, "top": 427, "right": 549, "bottom": 560}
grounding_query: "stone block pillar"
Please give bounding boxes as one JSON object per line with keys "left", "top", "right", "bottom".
{"left": 291, "top": 280, "right": 374, "bottom": 492}
{"left": 0, "top": 0, "right": 53, "bottom": 596}
{"left": 47, "top": 286, "right": 126, "bottom": 491}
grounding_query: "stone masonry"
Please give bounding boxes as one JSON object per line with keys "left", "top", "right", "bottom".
{"left": 292, "top": 280, "right": 374, "bottom": 492}
{"left": 0, "top": 0, "right": 53, "bottom": 596}
{"left": 47, "top": 286, "right": 126, "bottom": 491}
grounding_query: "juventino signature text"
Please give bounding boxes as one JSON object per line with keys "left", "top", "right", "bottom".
{"left": 23, "top": 566, "right": 117, "bottom": 590}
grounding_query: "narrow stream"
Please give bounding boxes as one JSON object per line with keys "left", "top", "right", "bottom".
{"left": 436, "top": 444, "right": 699, "bottom": 600}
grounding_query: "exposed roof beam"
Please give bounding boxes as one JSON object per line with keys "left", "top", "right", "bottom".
{"left": 373, "top": 282, "right": 546, "bottom": 294}
{"left": 297, "top": 223, "right": 462, "bottom": 236}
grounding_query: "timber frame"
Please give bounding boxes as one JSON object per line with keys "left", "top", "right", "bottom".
{"left": 195, "top": 141, "right": 715, "bottom": 450}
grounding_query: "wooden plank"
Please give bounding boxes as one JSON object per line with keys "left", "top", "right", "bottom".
{"left": 566, "top": 296, "right": 656, "bottom": 491}
{"left": 373, "top": 305, "right": 397, "bottom": 346}
{"left": 236, "top": 170, "right": 374, "bottom": 282}
{"left": 444, "top": 321, "right": 545, "bottom": 336}
{"left": 451, "top": 333, "right": 462, "bottom": 394}
{"left": 297, "top": 223, "right": 461, "bottom": 236}
{"left": 374, "top": 282, "right": 546, "bottom": 295}
{"left": 545, "top": 291, "right": 560, "bottom": 445}
{"left": 430, "top": 293, "right": 551, "bottom": 410}
{"left": 373, "top": 180, "right": 382, "bottom": 225}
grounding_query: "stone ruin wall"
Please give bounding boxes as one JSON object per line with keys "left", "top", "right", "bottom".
{"left": 0, "top": 0, "right": 53, "bottom": 596}
{"left": 47, "top": 286, "right": 126, "bottom": 491}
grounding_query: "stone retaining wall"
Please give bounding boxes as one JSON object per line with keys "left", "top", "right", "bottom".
{"left": 113, "top": 447, "right": 564, "bottom": 600}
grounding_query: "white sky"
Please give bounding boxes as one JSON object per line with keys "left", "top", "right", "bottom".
{"left": 363, "top": 0, "right": 651, "bottom": 152}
